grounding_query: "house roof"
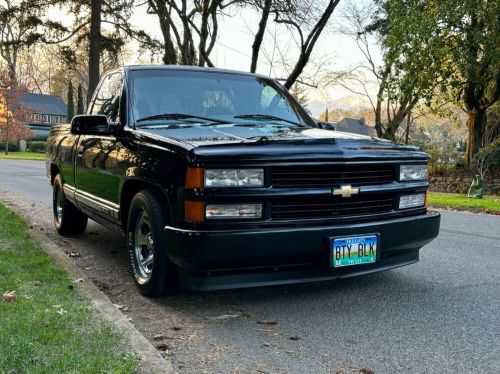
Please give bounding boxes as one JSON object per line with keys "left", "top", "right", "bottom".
{"left": 20, "top": 93, "right": 67, "bottom": 116}
{"left": 336, "top": 118, "right": 376, "bottom": 136}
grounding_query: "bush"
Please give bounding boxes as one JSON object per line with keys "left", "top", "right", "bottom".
{"left": 471, "top": 138, "right": 500, "bottom": 178}
{"left": 1, "top": 142, "right": 20, "bottom": 152}
{"left": 420, "top": 144, "right": 461, "bottom": 174}
{"left": 27, "top": 140, "right": 47, "bottom": 153}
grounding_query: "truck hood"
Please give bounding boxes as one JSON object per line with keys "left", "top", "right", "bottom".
{"left": 135, "top": 124, "right": 428, "bottom": 163}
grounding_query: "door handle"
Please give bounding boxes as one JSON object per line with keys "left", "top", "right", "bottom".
{"left": 77, "top": 146, "right": 84, "bottom": 158}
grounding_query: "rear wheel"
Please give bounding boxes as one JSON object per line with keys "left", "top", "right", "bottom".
{"left": 53, "top": 174, "right": 88, "bottom": 235}
{"left": 127, "top": 189, "right": 178, "bottom": 297}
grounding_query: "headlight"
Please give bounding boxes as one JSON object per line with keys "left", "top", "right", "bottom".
{"left": 399, "top": 193, "right": 426, "bottom": 209}
{"left": 206, "top": 204, "right": 262, "bottom": 219}
{"left": 205, "top": 169, "right": 264, "bottom": 187}
{"left": 400, "top": 164, "right": 427, "bottom": 181}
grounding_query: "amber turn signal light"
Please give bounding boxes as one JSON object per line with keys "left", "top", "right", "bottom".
{"left": 185, "top": 167, "right": 204, "bottom": 189}
{"left": 185, "top": 201, "right": 205, "bottom": 223}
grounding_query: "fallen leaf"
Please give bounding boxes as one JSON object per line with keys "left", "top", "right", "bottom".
{"left": 239, "top": 309, "right": 251, "bottom": 318}
{"left": 156, "top": 343, "right": 171, "bottom": 351}
{"left": 359, "top": 369, "right": 374, "bottom": 374}
{"left": 73, "top": 278, "right": 84, "bottom": 283}
{"left": 114, "top": 304, "right": 125, "bottom": 310}
{"left": 171, "top": 326, "right": 183, "bottom": 331}
{"left": 207, "top": 314, "right": 239, "bottom": 320}
{"left": 2, "top": 291, "right": 16, "bottom": 302}
{"left": 122, "top": 307, "right": 130, "bottom": 312}
{"left": 262, "top": 343, "right": 271, "bottom": 347}
{"left": 257, "top": 320, "right": 278, "bottom": 326}
{"left": 55, "top": 308, "right": 67, "bottom": 316}
{"left": 153, "top": 334, "right": 166, "bottom": 340}
{"left": 289, "top": 336, "right": 301, "bottom": 341}
{"left": 68, "top": 251, "right": 81, "bottom": 257}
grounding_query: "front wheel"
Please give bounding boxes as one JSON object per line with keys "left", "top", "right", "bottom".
{"left": 127, "top": 189, "right": 178, "bottom": 297}
{"left": 53, "top": 174, "right": 88, "bottom": 235}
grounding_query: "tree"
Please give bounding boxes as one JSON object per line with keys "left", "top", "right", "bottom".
{"left": 77, "top": 83, "right": 85, "bottom": 115}
{"left": 290, "top": 82, "right": 310, "bottom": 110}
{"left": 67, "top": 81, "right": 75, "bottom": 120}
{"left": 60, "top": 0, "right": 148, "bottom": 102}
{"left": 0, "top": 0, "right": 79, "bottom": 82}
{"left": 146, "top": 0, "right": 228, "bottom": 66}
{"left": 471, "top": 138, "right": 500, "bottom": 181}
{"left": 374, "top": 0, "right": 500, "bottom": 163}
{"left": 0, "top": 71, "right": 33, "bottom": 154}
{"left": 327, "top": 1, "right": 442, "bottom": 141}
{"left": 145, "top": 0, "right": 340, "bottom": 88}
{"left": 272, "top": 0, "right": 341, "bottom": 89}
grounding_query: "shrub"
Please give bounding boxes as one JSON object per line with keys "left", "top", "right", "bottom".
{"left": 27, "top": 140, "right": 46, "bottom": 153}
{"left": 471, "top": 138, "right": 500, "bottom": 179}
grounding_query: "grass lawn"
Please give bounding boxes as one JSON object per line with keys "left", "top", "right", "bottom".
{"left": 0, "top": 203, "right": 136, "bottom": 373}
{"left": 428, "top": 192, "right": 500, "bottom": 214}
{"left": 0, "top": 152, "right": 45, "bottom": 161}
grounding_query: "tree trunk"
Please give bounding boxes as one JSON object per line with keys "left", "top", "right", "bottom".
{"left": 250, "top": 0, "right": 272, "bottom": 73}
{"left": 465, "top": 107, "right": 487, "bottom": 165}
{"left": 4, "top": 116, "right": 9, "bottom": 155}
{"left": 404, "top": 113, "right": 411, "bottom": 144}
{"left": 87, "top": 0, "right": 102, "bottom": 104}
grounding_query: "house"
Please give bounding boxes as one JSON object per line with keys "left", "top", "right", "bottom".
{"left": 20, "top": 93, "right": 67, "bottom": 138}
{"left": 336, "top": 117, "right": 376, "bottom": 137}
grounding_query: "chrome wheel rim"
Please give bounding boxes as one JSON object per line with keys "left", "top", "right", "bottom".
{"left": 55, "top": 187, "right": 63, "bottom": 223}
{"left": 134, "top": 210, "right": 154, "bottom": 281}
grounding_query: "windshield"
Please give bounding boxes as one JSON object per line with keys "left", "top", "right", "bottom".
{"left": 128, "top": 69, "right": 314, "bottom": 128}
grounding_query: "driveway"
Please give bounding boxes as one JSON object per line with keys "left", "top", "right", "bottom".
{"left": 1, "top": 159, "right": 499, "bottom": 374}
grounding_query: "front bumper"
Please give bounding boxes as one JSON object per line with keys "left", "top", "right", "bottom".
{"left": 165, "top": 212, "right": 440, "bottom": 290}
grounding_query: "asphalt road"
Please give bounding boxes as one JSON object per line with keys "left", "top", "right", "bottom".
{"left": 1, "top": 159, "right": 499, "bottom": 374}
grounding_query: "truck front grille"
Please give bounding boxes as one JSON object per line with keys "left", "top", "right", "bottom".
{"left": 272, "top": 164, "right": 395, "bottom": 188}
{"left": 271, "top": 194, "right": 394, "bottom": 220}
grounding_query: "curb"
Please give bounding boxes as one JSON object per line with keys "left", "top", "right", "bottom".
{"left": 1, "top": 199, "right": 173, "bottom": 374}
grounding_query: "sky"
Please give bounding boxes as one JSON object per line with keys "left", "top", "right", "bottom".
{"left": 47, "top": 0, "right": 382, "bottom": 116}
{"left": 127, "top": 1, "right": 382, "bottom": 116}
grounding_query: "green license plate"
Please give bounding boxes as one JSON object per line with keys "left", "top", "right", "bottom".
{"left": 332, "top": 235, "right": 377, "bottom": 267}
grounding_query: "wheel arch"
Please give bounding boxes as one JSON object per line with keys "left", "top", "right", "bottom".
{"left": 120, "top": 178, "right": 172, "bottom": 231}
{"left": 50, "top": 163, "right": 60, "bottom": 185}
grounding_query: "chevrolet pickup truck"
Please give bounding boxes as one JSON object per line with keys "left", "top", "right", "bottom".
{"left": 46, "top": 65, "right": 440, "bottom": 297}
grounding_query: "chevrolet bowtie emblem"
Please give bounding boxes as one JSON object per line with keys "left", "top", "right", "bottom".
{"left": 332, "top": 185, "right": 359, "bottom": 198}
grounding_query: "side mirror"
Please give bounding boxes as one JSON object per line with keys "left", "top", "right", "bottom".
{"left": 316, "top": 121, "right": 336, "bottom": 130}
{"left": 71, "top": 115, "right": 116, "bottom": 135}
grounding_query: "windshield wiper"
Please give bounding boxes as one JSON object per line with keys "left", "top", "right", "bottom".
{"left": 136, "top": 113, "right": 231, "bottom": 126}
{"left": 233, "top": 114, "right": 305, "bottom": 127}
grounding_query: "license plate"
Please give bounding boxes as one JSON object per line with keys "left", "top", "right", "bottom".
{"left": 332, "top": 235, "right": 377, "bottom": 267}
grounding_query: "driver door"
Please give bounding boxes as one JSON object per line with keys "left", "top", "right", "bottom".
{"left": 75, "top": 72, "right": 125, "bottom": 221}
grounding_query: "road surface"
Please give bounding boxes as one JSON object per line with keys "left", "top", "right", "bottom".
{"left": 0, "top": 159, "right": 499, "bottom": 373}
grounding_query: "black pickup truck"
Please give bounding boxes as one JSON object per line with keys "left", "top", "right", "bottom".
{"left": 46, "top": 65, "right": 440, "bottom": 297}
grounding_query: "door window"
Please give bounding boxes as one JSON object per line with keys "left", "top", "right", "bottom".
{"left": 90, "top": 73, "right": 123, "bottom": 122}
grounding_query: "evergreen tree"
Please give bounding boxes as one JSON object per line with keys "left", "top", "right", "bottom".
{"left": 77, "top": 84, "right": 85, "bottom": 114}
{"left": 67, "top": 81, "right": 74, "bottom": 120}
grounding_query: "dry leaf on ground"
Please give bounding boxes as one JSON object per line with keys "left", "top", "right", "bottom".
{"left": 257, "top": 320, "right": 278, "bottom": 326}
{"left": 207, "top": 314, "right": 239, "bottom": 320}
{"left": 2, "top": 291, "right": 16, "bottom": 302}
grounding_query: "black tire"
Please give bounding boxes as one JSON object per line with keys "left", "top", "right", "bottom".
{"left": 127, "top": 188, "right": 178, "bottom": 297}
{"left": 53, "top": 174, "right": 88, "bottom": 235}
